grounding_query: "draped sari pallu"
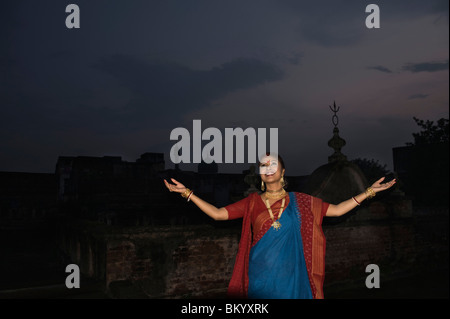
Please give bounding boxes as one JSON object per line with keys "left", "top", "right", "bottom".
{"left": 227, "top": 192, "right": 328, "bottom": 299}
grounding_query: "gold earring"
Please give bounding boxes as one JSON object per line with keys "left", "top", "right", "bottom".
{"left": 280, "top": 176, "right": 285, "bottom": 188}
{"left": 261, "top": 181, "right": 265, "bottom": 191}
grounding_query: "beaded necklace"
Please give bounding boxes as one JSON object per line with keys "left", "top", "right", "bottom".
{"left": 264, "top": 197, "right": 286, "bottom": 231}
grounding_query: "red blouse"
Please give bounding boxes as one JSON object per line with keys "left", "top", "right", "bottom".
{"left": 225, "top": 193, "right": 329, "bottom": 245}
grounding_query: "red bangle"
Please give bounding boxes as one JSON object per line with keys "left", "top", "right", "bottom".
{"left": 187, "top": 190, "right": 194, "bottom": 202}
{"left": 352, "top": 196, "right": 361, "bottom": 206}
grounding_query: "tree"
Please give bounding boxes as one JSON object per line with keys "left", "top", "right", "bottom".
{"left": 406, "top": 117, "right": 449, "bottom": 146}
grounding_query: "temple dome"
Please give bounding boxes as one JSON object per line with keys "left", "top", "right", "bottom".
{"left": 303, "top": 160, "right": 368, "bottom": 205}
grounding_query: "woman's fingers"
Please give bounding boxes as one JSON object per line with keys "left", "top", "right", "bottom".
{"left": 372, "top": 178, "right": 396, "bottom": 193}
{"left": 170, "top": 178, "right": 185, "bottom": 189}
{"left": 387, "top": 179, "right": 396, "bottom": 187}
{"left": 164, "top": 179, "right": 173, "bottom": 192}
{"left": 373, "top": 177, "right": 385, "bottom": 186}
{"left": 164, "top": 178, "right": 186, "bottom": 193}
{"left": 164, "top": 179, "right": 178, "bottom": 192}
{"left": 381, "top": 179, "right": 396, "bottom": 187}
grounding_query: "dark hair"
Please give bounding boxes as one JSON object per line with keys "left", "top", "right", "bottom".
{"left": 277, "top": 154, "right": 285, "bottom": 171}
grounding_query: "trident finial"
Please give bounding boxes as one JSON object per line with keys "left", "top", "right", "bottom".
{"left": 329, "top": 101, "right": 340, "bottom": 128}
{"left": 327, "top": 101, "right": 347, "bottom": 162}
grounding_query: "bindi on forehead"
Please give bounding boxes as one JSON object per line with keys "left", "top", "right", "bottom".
{"left": 260, "top": 156, "right": 277, "bottom": 165}
{"left": 259, "top": 157, "right": 279, "bottom": 174}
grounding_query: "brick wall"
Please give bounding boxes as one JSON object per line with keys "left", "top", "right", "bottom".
{"left": 57, "top": 206, "right": 448, "bottom": 298}
{"left": 103, "top": 226, "right": 241, "bottom": 298}
{"left": 102, "top": 227, "right": 240, "bottom": 297}
{"left": 323, "top": 222, "right": 418, "bottom": 289}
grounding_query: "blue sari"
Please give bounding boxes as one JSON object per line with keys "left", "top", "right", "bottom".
{"left": 248, "top": 192, "right": 313, "bottom": 299}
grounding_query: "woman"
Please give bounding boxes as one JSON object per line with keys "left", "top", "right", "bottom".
{"left": 164, "top": 153, "right": 396, "bottom": 299}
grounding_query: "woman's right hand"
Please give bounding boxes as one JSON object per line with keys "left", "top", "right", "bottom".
{"left": 164, "top": 178, "right": 228, "bottom": 221}
{"left": 164, "top": 178, "right": 187, "bottom": 194}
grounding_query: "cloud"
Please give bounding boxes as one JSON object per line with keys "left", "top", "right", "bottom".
{"left": 367, "top": 65, "right": 393, "bottom": 73}
{"left": 280, "top": 0, "right": 449, "bottom": 48}
{"left": 1, "top": 54, "right": 285, "bottom": 139}
{"left": 92, "top": 55, "right": 284, "bottom": 125}
{"left": 366, "top": 60, "right": 448, "bottom": 76}
{"left": 402, "top": 60, "right": 449, "bottom": 73}
{"left": 286, "top": 53, "right": 302, "bottom": 65}
{"left": 408, "top": 93, "right": 430, "bottom": 100}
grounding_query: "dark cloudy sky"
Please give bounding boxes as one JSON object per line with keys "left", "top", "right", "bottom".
{"left": 1, "top": 0, "right": 448, "bottom": 176}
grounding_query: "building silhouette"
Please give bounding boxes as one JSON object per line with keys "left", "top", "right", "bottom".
{"left": 0, "top": 109, "right": 448, "bottom": 298}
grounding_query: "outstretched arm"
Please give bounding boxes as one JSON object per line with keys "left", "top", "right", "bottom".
{"left": 326, "top": 177, "right": 396, "bottom": 217}
{"left": 164, "top": 178, "right": 229, "bottom": 221}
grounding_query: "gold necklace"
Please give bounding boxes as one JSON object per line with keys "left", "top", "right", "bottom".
{"left": 264, "top": 197, "right": 286, "bottom": 231}
{"left": 264, "top": 188, "right": 286, "bottom": 200}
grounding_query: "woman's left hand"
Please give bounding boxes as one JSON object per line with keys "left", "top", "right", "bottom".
{"left": 371, "top": 177, "right": 396, "bottom": 193}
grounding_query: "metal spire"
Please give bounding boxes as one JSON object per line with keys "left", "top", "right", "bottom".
{"left": 328, "top": 101, "right": 347, "bottom": 162}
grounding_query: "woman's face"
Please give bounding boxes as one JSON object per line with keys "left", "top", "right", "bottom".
{"left": 259, "top": 155, "right": 284, "bottom": 184}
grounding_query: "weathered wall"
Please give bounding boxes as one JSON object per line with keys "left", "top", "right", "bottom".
{"left": 57, "top": 221, "right": 241, "bottom": 298}
{"left": 104, "top": 226, "right": 240, "bottom": 298}
{"left": 56, "top": 205, "right": 448, "bottom": 298}
{"left": 323, "top": 222, "right": 417, "bottom": 288}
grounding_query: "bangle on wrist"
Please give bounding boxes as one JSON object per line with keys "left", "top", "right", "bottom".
{"left": 181, "top": 188, "right": 194, "bottom": 202}
{"left": 187, "top": 190, "right": 194, "bottom": 202}
{"left": 181, "top": 188, "right": 191, "bottom": 198}
{"left": 352, "top": 196, "right": 361, "bottom": 206}
{"left": 365, "top": 187, "right": 376, "bottom": 199}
